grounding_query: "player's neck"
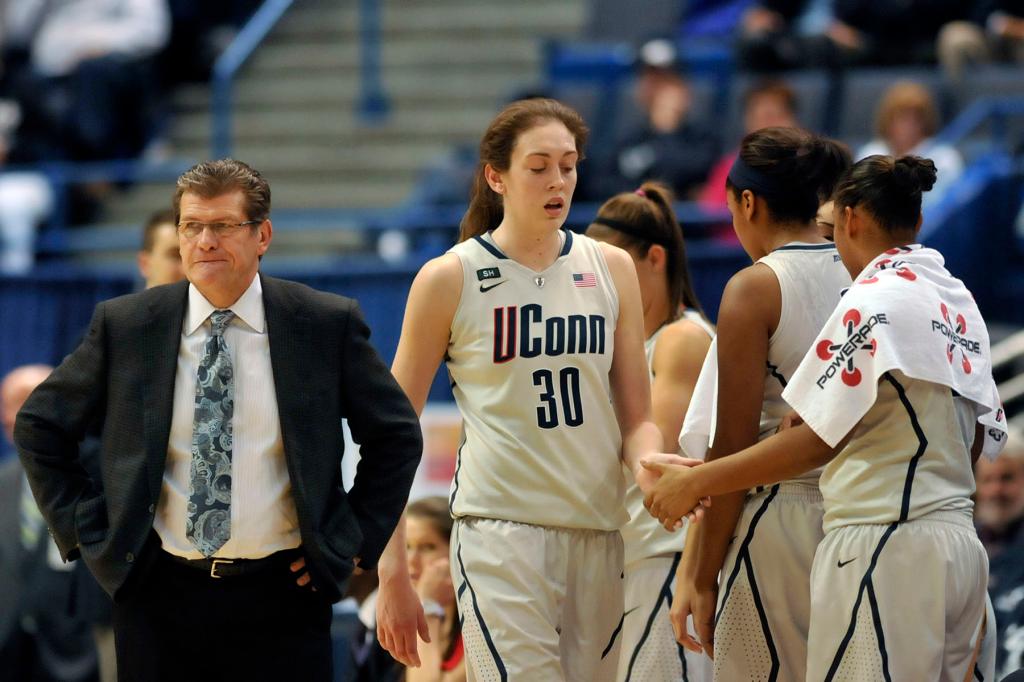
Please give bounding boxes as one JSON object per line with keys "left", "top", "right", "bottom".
{"left": 644, "top": 294, "right": 672, "bottom": 338}
{"left": 762, "top": 220, "right": 825, "bottom": 254}
{"left": 491, "top": 221, "right": 564, "bottom": 272}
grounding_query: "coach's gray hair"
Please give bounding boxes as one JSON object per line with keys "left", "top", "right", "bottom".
{"left": 173, "top": 159, "right": 271, "bottom": 226}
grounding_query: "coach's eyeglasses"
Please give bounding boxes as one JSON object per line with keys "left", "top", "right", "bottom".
{"left": 177, "top": 220, "right": 262, "bottom": 240}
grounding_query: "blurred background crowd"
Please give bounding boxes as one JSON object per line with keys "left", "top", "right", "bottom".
{"left": 0, "top": 0, "right": 1023, "bottom": 679}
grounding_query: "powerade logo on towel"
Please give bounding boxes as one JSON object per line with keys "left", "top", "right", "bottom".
{"left": 814, "top": 309, "right": 888, "bottom": 388}
{"left": 932, "top": 302, "right": 981, "bottom": 373}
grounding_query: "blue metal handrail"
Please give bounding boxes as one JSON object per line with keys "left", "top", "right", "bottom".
{"left": 211, "top": 0, "right": 294, "bottom": 158}
{"left": 358, "top": 0, "right": 390, "bottom": 121}
{"left": 933, "top": 95, "right": 1024, "bottom": 150}
{"left": 35, "top": 200, "right": 732, "bottom": 257}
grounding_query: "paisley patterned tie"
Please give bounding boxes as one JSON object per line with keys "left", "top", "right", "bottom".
{"left": 186, "top": 309, "right": 235, "bottom": 556}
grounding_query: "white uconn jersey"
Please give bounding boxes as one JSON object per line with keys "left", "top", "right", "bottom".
{"left": 757, "top": 243, "right": 851, "bottom": 484}
{"left": 446, "top": 230, "right": 625, "bottom": 530}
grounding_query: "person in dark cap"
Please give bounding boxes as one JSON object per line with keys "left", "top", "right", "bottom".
{"left": 581, "top": 38, "right": 720, "bottom": 202}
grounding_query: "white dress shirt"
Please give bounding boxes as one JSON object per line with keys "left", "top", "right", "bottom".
{"left": 155, "top": 275, "right": 302, "bottom": 559}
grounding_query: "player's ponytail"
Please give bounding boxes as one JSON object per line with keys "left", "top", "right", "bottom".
{"left": 834, "top": 155, "right": 937, "bottom": 234}
{"left": 586, "top": 181, "right": 706, "bottom": 321}
{"left": 459, "top": 98, "right": 589, "bottom": 242}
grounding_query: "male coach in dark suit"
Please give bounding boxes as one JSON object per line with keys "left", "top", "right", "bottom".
{"left": 14, "top": 159, "right": 423, "bottom": 681}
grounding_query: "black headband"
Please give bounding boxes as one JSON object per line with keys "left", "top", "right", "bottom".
{"left": 591, "top": 215, "right": 669, "bottom": 247}
{"left": 727, "top": 156, "right": 787, "bottom": 198}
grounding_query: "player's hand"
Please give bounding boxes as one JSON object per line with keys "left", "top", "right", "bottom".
{"left": 691, "top": 583, "right": 719, "bottom": 659}
{"left": 415, "top": 558, "right": 454, "bottom": 608}
{"left": 641, "top": 460, "right": 708, "bottom": 528}
{"left": 776, "top": 410, "right": 804, "bottom": 433}
{"left": 634, "top": 453, "right": 701, "bottom": 496}
{"left": 377, "top": 571, "right": 431, "bottom": 667}
{"left": 669, "top": 570, "right": 703, "bottom": 652}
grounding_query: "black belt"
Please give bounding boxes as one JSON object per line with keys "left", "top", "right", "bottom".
{"left": 162, "top": 548, "right": 300, "bottom": 579}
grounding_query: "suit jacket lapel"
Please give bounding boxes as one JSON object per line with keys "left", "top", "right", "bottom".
{"left": 261, "top": 274, "right": 312, "bottom": 475}
{"left": 142, "top": 282, "right": 188, "bottom": 504}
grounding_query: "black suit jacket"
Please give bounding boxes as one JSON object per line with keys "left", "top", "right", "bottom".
{"left": 14, "top": 275, "right": 422, "bottom": 603}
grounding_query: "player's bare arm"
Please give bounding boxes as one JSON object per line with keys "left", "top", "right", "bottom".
{"left": 601, "top": 242, "right": 702, "bottom": 501}
{"left": 378, "top": 253, "right": 463, "bottom": 667}
{"left": 661, "top": 263, "right": 778, "bottom": 655}
{"left": 650, "top": 318, "right": 712, "bottom": 450}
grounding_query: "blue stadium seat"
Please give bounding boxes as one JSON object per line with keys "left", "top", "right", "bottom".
{"left": 584, "top": 0, "right": 683, "bottom": 42}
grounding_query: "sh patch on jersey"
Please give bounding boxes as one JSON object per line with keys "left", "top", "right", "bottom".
{"left": 477, "top": 267, "right": 502, "bottom": 281}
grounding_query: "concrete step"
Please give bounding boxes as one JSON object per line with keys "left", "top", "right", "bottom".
{"left": 169, "top": 106, "right": 496, "bottom": 146}
{"left": 149, "top": 139, "right": 446, "bottom": 175}
{"left": 97, "top": 173, "right": 421, "bottom": 226}
{"left": 275, "top": 2, "right": 583, "bottom": 39}
{"left": 246, "top": 36, "right": 540, "bottom": 74}
{"left": 98, "top": 0, "right": 588, "bottom": 232}
{"left": 172, "top": 68, "right": 531, "bottom": 112}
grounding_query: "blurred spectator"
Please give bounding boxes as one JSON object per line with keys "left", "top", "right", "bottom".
{"left": 136, "top": 208, "right": 183, "bottom": 289}
{"left": 857, "top": 81, "right": 963, "bottom": 208}
{"left": 7, "top": 0, "right": 171, "bottom": 163}
{"left": 736, "top": 0, "right": 852, "bottom": 71}
{"left": 0, "top": 364, "right": 98, "bottom": 682}
{"left": 581, "top": 38, "right": 720, "bottom": 202}
{"left": 975, "top": 429, "right": 1024, "bottom": 677}
{"left": 938, "top": 0, "right": 1024, "bottom": 83}
{"left": 0, "top": 170, "right": 53, "bottom": 275}
{"left": 699, "top": 79, "right": 799, "bottom": 211}
{"left": 158, "top": 0, "right": 262, "bottom": 86}
{"left": 831, "top": 0, "right": 969, "bottom": 65}
{"left": 405, "top": 496, "right": 464, "bottom": 682}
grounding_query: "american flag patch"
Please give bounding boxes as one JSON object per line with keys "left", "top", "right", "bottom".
{"left": 573, "top": 272, "right": 597, "bottom": 288}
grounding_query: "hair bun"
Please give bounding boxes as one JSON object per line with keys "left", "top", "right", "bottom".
{"left": 893, "top": 155, "right": 937, "bottom": 194}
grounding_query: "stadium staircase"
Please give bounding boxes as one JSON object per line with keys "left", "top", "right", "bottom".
{"left": 76, "top": 0, "right": 586, "bottom": 269}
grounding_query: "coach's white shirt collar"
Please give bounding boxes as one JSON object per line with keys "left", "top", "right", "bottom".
{"left": 185, "top": 274, "right": 266, "bottom": 335}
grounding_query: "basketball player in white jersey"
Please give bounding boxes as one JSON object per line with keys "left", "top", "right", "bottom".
{"left": 667, "top": 128, "right": 851, "bottom": 682}
{"left": 586, "top": 181, "right": 714, "bottom": 682}
{"left": 646, "top": 155, "right": 1007, "bottom": 681}
{"left": 375, "top": 98, "right": 701, "bottom": 681}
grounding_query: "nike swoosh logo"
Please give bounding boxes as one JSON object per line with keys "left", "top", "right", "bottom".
{"left": 479, "top": 281, "right": 507, "bottom": 292}
{"left": 837, "top": 558, "right": 856, "bottom": 568}
{"left": 623, "top": 606, "right": 640, "bottom": 618}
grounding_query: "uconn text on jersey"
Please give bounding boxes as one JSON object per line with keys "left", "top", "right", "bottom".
{"left": 493, "top": 305, "right": 607, "bottom": 363}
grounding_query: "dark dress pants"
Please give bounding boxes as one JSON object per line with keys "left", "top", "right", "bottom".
{"left": 111, "top": 550, "right": 332, "bottom": 682}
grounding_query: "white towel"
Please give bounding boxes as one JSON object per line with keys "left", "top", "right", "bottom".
{"left": 782, "top": 245, "right": 1007, "bottom": 459}
{"left": 678, "top": 336, "right": 719, "bottom": 461}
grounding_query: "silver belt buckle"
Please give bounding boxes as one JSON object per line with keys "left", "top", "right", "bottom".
{"left": 210, "top": 558, "right": 234, "bottom": 579}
